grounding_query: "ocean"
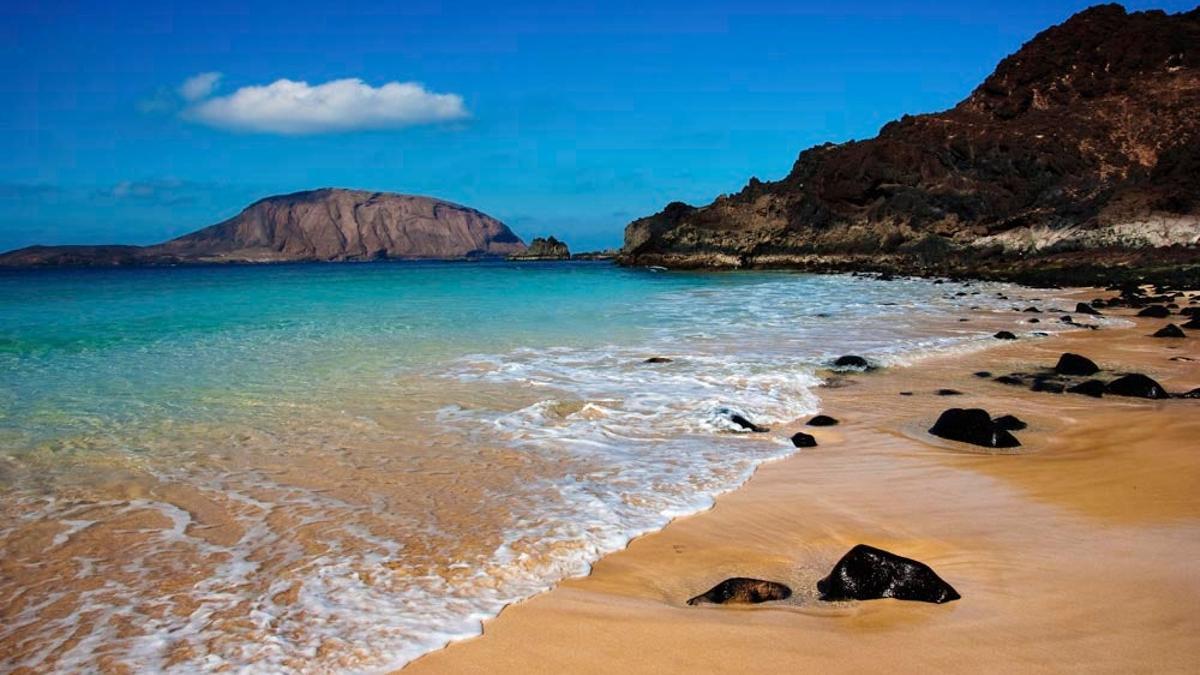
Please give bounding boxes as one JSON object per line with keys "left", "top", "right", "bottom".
{"left": 0, "top": 261, "right": 1069, "bottom": 672}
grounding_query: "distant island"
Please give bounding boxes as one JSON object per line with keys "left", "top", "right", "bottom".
{"left": 0, "top": 188, "right": 527, "bottom": 266}
{"left": 620, "top": 5, "right": 1200, "bottom": 285}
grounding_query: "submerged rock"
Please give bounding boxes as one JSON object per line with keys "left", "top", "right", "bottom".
{"left": 832, "top": 355, "right": 874, "bottom": 370}
{"left": 790, "top": 432, "right": 818, "bottom": 448}
{"left": 994, "top": 375, "right": 1024, "bottom": 385}
{"left": 1031, "top": 377, "right": 1066, "bottom": 394}
{"left": 1054, "top": 353, "right": 1100, "bottom": 376}
{"left": 807, "top": 415, "right": 839, "bottom": 427}
{"left": 936, "top": 389, "right": 963, "bottom": 396}
{"left": 1137, "top": 305, "right": 1171, "bottom": 318}
{"left": 974, "top": 371, "right": 992, "bottom": 378}
{"left": 929, "top": 408, "right": 1021, "bottom": 448}
{"left": 1151, "top": 324, "right": 1186, "bottom": 338}
{"left": 729, "top": 413, "right": 770, "bottom": 433}
{"left": 1067, "top": 380, "right": 1107, "bottom": 398}
{"left": 993, "top": 331, "right": 1017, "bottom": 340}
{"left": 687, "top": 578, "right": 792, "bottom": 606}
{"left": 643, "top": 356, "right": 673, "bottom": 364}
{"left": 817, "top": 544, "right": 960, "bottom": 604}
{"left": 1106, "top": 374, "right": 1169, "bottom": 399}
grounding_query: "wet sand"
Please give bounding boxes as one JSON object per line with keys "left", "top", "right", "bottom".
{"left": 405, "top": 292, "right": 1200, "bottom": 674}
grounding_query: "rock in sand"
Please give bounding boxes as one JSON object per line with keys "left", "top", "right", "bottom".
{"left": 817, "top": 544, "right": 960, "bottom": 604}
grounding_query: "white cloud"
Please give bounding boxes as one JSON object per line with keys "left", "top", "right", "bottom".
{"left": 179, "top": 72, "right": 222, "bottom": 101}
{"left": 182, "top": 77, "right": 468, "bottom": 134}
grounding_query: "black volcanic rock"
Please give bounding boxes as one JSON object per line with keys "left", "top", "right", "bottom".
{"left": 817, "top": 544, "right": 960, "bottom": 604}
{"left": 1067, "top": 379, "right": 1107, "bottom": 397}
{"left": 994, "top": 331, "right": 1018, "bottom": 340}
{"left": 832, "top": 355, "right": 874, "bottom": 370}
{"left": 1075, "top": 302, "right": 1101, "bottom": 315}
{"left": 1106, "top": 373, "right": 1169, "bottom": 399}
{"left": 992, "top": 414, "right": 1027, "bottom": 431}
{"left": 929, "top": 408, "right": 1021, "bottom": 448}
{"left": 1055, "top": 353, "right": 1100, "bottom": 376}
{"left": 1138, "top": 306, "right": 1172, "bottom": 318}
{"left": 807, "top": 415, "right": 839, "bottom": 427}
{"left": 1151, "top": 323, "right": 1186, "bottom": 338}
{"left": 687, "top": 578, "right": 792, "bottom": 606}
{"left": 790, "top": 432, "right": 818, "bottom": 448}
{"left": 728, "top": 413, "right": 769, "bottom": 433}
{"left": 620, "top": 7, "right": 1200, "bottom": 283}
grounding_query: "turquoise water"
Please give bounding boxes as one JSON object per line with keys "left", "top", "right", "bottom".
{"left": 0, "top": 262, "right": 1067, "bottom": 672}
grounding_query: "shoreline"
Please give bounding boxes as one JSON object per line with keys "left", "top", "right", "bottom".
{"left": 403, "top": 287, "right": 1200, "bottom": 673}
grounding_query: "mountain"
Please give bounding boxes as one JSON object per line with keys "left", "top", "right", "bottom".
{"left": 620, "top": 5, "right": 1200, "bottom": 284}
{"left": 0, "top": 189, "right": 526, "bottom": 266}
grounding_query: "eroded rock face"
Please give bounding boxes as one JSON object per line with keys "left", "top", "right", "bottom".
{"left": 620, "top": 6, "right": 1200, "bottom": 283}
{"left": 817, "top": 544, "right": 960, "bottom": 604}
{"left": 687, "top": 578, "right": 792, "bottom": 606}
{"left": 0, "top": 189, "right": 527, "bottom": 265}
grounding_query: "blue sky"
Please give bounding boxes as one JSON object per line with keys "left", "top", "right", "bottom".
{"left": 1, "top": 1, "right": 1194, "bottom": 252}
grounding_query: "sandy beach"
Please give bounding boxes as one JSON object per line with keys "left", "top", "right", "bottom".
{"left": 405, "top": 289, "right": 1200, "bottom": 674}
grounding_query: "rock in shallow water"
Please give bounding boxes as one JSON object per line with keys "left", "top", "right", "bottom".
{"left": 790, "top": 432, "right": 818, "bottom": 448}
{"left": 1151, "top": 324, "right": 1186, "bottom": 338}
{"left": 729, "top": 413, "right": 769, "bottom": 433}
{"left": 1137, "top": 305, "right": 1171, "bottom": 318}
{"left": 832, "top": 355, "right": 874, "bottom": 370}
{"left": 929, "top": 408, "right": 1021, "bottom": 448}
{"left": 1055, "top": 353, "right": 1099, "bottom": 376}
{"left": 994, "top": 331, "right": 1018, "bottom": 340}
{"left": 806, "top": 414, "right": 839, "bottom": 427}
{"left": 643, "top": 356, "right": 673, "bottom": 364}
{"left": 817, "top": 544, "right": 960, "bottom": 604}
{"left": 926, "top": 408, "right": 1022, "bottom": 449}
{"left": 992, "top": 414, "right": 1027, "bottom": 431}
{"left": 1106, "top": 374, "right": 1169, "bottom": 399}
{"left": 1075, "top": 302, "right": 1100, "bottom": 315}
{"left": 687, "top": 578, "right": 792, "bottom": 605}
{"left": 1067, "top": 380, "right": 1106, "bottom": 398}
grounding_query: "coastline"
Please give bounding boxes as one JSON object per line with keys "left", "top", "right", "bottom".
{"left": 403, "top": 288, "right": 1200, "bottom": 673}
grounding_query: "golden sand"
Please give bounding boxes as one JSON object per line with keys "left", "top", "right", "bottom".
{"left": 405, "top": 295, "right": 1200, "bottom": 674}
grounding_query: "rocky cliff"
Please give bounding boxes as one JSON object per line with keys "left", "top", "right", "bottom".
{"left": 0, "top": 189, "right": 526, "bottom": 266}
{"left": 620, "top": 5, "right": 1200, "bottom": 284}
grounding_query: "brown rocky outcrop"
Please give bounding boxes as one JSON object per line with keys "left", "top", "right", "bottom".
{"left": 0, "top": 189, "right": 526, "bottom": 266}
{"left": 620, "top": 5, "right": 1200, "bottom": 285}
{"left": 508, "top": 236, "right": 570, "bottom": 260}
